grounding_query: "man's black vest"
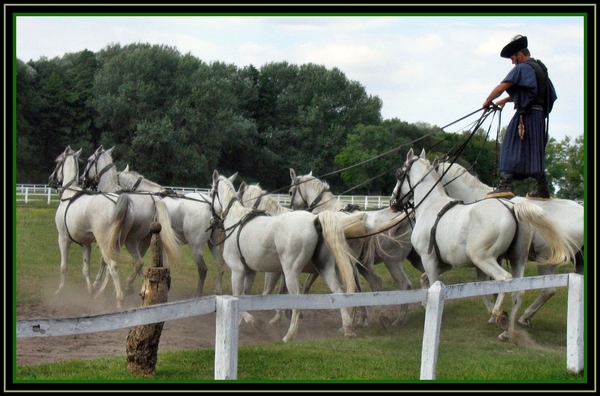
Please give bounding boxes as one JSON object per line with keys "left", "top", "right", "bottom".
{"left": 525, "top": 58, "right": 554, "bottom": 116}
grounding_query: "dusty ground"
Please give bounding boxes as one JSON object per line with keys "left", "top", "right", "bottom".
{"left": 16, "top": 286, "right": 406, "bottom": 367}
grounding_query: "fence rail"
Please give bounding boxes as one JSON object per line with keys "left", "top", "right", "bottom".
{"left": 16, "top": 273, "right": 584, "bottom": 380}
{"left": 15, "top": 184, "right": 391, "bottom": 209}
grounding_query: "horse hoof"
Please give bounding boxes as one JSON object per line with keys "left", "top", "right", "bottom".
{"left": 518, "top": 318, "right": 531, "bottom": 327}
{"left": 496, "top": 311, "right": 509, "bottom": 331}
{"left": 498, "top": 331, "right": 511, "bottom": 342}
{"left": 124, "top": 286, "right": 135, "bottom": 296}
{"left": 344, "top": 331, "right": 357, "bottom": 338}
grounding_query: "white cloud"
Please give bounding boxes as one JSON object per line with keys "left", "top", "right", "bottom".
{"left": 15, "top": 14, "right": 586, "bottom": 144}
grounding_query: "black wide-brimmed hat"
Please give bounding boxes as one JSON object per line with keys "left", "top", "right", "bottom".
{"left": 500, "top": 35, "right": 528, "bottom": 58}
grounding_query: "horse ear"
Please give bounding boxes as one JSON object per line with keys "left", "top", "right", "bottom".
{"left": 420, "top": 148, "right": 426, "bottom": 158}
{"left": 290, "top": 168, "right": 296, "bottom": 181}
{"left": 407, "top": 148, "right": 414, "bottom": 160}
{"left": 96, "top": 145, "right": 103, "bottom": 154}
{"left": 432, "top": 157, "right": 439, "bottom": 170}
{"left": 238, "top": 181, "right": 247, "bottom": 196}
{"left": 229, "top": 172, "right": 238, "bottom": 182}
{"left": 123, "top": 164, "right": 130, "bottom": 172}
{"left": 213, "top": 170, "right": 220, "bottom": 183}
{"left": 107, "top": 146, "right": 115, "bottom": 155}
{"left": 74, "top": 148, "right": 83, "bottom": 157}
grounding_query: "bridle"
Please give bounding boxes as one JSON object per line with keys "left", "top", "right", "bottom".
{"left": 389, "top": 156, "right": 420, "bottom": 213}
{"left": 81, "top": 149, "right": 115, "bottom": 191}
{"left": 289, "top": 177, "right": 329, "bottom": 212}
{"left": 49, "top": 151, "right": 80, "bottom": 197}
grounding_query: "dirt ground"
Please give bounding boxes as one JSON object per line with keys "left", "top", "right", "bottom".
{"left": 15, "top": 285, "right": 406, "bottom": 367}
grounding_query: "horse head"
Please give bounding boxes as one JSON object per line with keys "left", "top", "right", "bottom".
{"left": 49, "top": 146, "right": 82, "bottom": 191}
{"left": 210, "top": 170, "right": 239, "bottom": 218}
{"left": 289, "top": 169, "right": 331, "bottom": 211}
{"left": 81, "top": 145, "right": 116, "bottom": 191}
{"left": 389, "top": 148, "right": 426, "bottom": 212}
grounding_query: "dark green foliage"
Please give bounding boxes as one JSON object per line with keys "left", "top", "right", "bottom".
{"left": 15, "top": 44, "right": 583, "bottom": 199}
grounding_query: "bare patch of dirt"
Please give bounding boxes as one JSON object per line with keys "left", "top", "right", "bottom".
{"left": 16, "top": 286, "right": 409, "bottom": 366}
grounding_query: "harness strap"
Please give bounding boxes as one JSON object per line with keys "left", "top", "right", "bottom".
{"left": 236, "top": 209, "right": 270, "bottom": 267}
{"left": 308, "top": 189, "right": 329, "bottom": 212}
{"left": 131, "top": 176, "right": 143, "bottom": 192}
{"left": 428, "top": 200, "right": 463, "bottom": 265}
{"left": 62, "top": 191, "right": 119, "bottom": 246}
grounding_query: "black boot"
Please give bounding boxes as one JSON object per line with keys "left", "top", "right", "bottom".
{"left": 526, "top": 174, "right": 551, "bottom": 200}
{"left": 486, "top": 172, "right": 515, "bottom": 198}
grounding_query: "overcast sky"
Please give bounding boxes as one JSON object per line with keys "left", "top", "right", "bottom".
{"left": 15, "top": 14, "right": 586, "bottom": 143}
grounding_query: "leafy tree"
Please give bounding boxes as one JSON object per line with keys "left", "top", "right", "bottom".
{"left": 545, "top": 135, "right": 584, "bottom": 200}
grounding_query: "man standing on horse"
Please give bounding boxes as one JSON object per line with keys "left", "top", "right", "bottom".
{"left": 482, "top": 34, "right": 557, "bottom": 200}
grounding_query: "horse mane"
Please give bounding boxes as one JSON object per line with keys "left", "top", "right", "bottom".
{"left": 219, "top": 176, "right": 251, "bottom": 217}
{"left": 120, "top": 169, "right": 164, "bottom": 190}
{"left": 442, "top": 162, "right": 490, "bottom": 191}
{"left": 243, "top": 183, "right": 290, "bottom": 215}
{"left": 297, "top": 174, "right": 344, "bottom": 211}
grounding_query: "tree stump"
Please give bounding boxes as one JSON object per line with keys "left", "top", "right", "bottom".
{"left": 126, "top": 222, "right": 170, "bottom": 377}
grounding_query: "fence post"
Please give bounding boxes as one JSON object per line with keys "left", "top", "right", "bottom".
{"left": 125, "top": 222, "right": 170, "bottom": 377}
{"left": 24, "top": 188, "right": 29, "bottom": 204}
{"left": 566, "top": 273, "right": 584, "bottom": 373}
{"left": 420, "top": 281, "right": 446, "bottom": 380}
{"left": 47, "top": 188, "right": 52, "bottom": 204}
{"left": 214, "top": 295, "right": 239, "bottom": 380}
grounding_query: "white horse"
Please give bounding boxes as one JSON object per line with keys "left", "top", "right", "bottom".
{"left": 78, "top": 146, "right": 181, "bottom": 296}
{"left": 237, "top": 181, "right": 391, "bottom": 326}
{"left": 389, "top": 149, "right": 576, "bottom": 341}
{"left": 81, "top": 145, "right": 226, "bottom": 296}
{"left": 288, "top": 169, "right": 420, "bottom": 326}
{"left": 211, "top": 170, "right": 359, "bottom": 342}
{"left": 433, "top": 159, "right": 584, "bottom": 325}
{"left": 48, "top": 146, "right": 178, "bottom": 309}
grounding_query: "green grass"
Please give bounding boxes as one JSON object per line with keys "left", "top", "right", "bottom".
{"left": 12, "top": 204, "right": 587, "bottom": 383}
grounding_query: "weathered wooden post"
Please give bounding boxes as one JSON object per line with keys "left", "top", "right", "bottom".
{"left": 126, "top": 222, "right": 170, "bottom": 377}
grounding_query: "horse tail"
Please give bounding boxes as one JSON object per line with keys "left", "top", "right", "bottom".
{"left": 316, "top": 211, "right": 358, "bottom": 293}
{"left": 102, "top": 194, "right": 132, "bottom": 264}
{"left": 154, "top": 198, "right": 182, "bottom": 268}
{"left": 513, "top": 202, "right": 577, "bottom": 265}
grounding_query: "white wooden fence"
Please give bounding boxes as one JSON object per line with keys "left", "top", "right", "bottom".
{"left": 16, "top": 273, "right": 584, "bottom": 380}
{"left": 15, "top": 184, "right": 392, "bottom": 209}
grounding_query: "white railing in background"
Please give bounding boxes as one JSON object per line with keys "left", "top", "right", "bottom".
{"left": 16, "top": 274, "right": 584, "bottom": 380}
{"left": 15, "top": 184, "right": 391, "bottom": 209}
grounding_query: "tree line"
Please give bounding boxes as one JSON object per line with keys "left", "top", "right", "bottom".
{"left": 15, "top": 42, "right": 584, "bottom": 200}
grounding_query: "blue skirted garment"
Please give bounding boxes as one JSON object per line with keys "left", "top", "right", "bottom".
{"left": 498, "top": 60, "right": 554, "bottom": 180}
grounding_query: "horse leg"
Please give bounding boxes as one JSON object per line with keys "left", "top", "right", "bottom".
{"left": 243, "top": 269, "right": 257, "bottom": 295}
{"left": 55, "top": 237, "right": 71, "bottom": 294}
{"left": 92, "top": 257, "right": 107, "bottom": 292}
{"left": 518, "top": 264, "right": 558, "bottom": 326}
{"left": 316, "top": 264, "right": 356, "bottom": 339}
{"left": 352, "top": 266, "right": 369, "bottom": 327}
{"left": 264, "top": 272, "right": 287, "bottom": 325}
{"left": 191, "top": 244, "right": 208, "bottom": 297}
{"left": 380, "top": 253, "right": 413, "bottom": 326}
{"left": 209, "top": 235, "right": 226, "bottom": 294}
{"left": 475, "top": 268, "right": 497, "bottom": 323}
{"left": 281, "top": 269, "right": 303, "bottom": 343}
{"left": 124, "top": 241, "right": 145, "bottom": 295}
{"left": 231, "top": 269, "right": 256, "bottom": 326}
{"left": 104, "top": 259, "right": 124, "bottom": 310}
{"left": 81, "top": 244, "right": 94, "bottom": 294}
